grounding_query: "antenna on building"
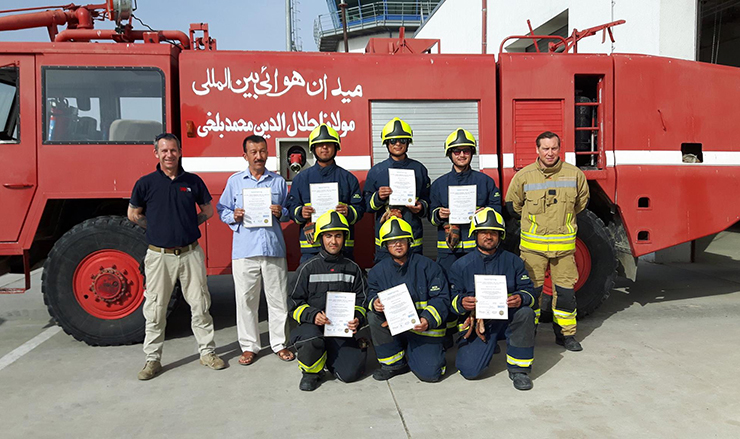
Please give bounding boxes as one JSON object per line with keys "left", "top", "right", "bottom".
{"left": 286, "top": 0, "right": 303, "bottom": 52}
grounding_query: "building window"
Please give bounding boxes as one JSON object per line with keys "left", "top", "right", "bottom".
{"left": 0, "top": 67, "right": 19, "bottom": 143}
{"left": 43, "top": 67, "right": 165, "bottom": 144}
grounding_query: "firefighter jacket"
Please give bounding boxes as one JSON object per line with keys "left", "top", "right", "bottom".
{"left": 448, "top": 247, "right": 537, "bottom": 316}
{"left": 286, "top": 162, "right": 365, "bottom": 256}
{"left": 364, "top": 156, "right": 431, "bottom": 251}
{"left": 429, "top": 166, "right": 502, "bottom": 255}
{"left": 289, "top": 248, "right": 367, "bottom": 326}
{"left": 366, "top": 251, "right": 450, "bottom": 338}
{"left": 505, "top": 158, "right": 589, "bottom": 257}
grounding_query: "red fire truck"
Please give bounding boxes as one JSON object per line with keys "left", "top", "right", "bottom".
{"left": 1, "top": 2, "right": 738, "bottom": 346}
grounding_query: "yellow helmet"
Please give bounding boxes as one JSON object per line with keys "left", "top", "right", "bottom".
{"left": 444, "top": 128, "right": 477, "bottom": 156}
{"left": 469, "top": 208, "right": 506, "bottom": 239}
{"left": 315, "top": 210, "right": 350, "bottom": 240}
{"left": 379, "top": 217, "right": 414, "bottom": 245}
{"left": 309, "top": 124, "right": 341, "bottom": 151}
{"left": 381, "top": 118, "right": 413, "bottom": 144}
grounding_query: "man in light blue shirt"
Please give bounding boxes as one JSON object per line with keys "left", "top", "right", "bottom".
{"left": 217, "top": 135, "right": 295, "bottom": 365}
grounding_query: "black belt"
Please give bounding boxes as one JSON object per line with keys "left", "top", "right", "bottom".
{"left": 148, "top": 242, "right": 198, "bottom": 256}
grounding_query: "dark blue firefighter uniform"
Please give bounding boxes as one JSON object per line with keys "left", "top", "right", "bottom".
{"left": 286, "top": 162, "right": 365, "bottom": 263}
{"left": 449, "top": 247, "right": 538, "bottom": 379}
{"left": 364, "top": 156, "right": 430, "bottom": 262}
{"left": 429, "top": 166, "right": 502, "bottom": 274}
{"left": 366, "top": 251, "right": 450, "bottom": 382}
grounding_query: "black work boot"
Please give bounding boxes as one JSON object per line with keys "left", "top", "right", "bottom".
{"left": 556, "top": 335, "right": 583, "bottom": 352}
{"left": 299, "top": 372, "right": 321, "bottom": 391}
{"left": 509, "top": 371, "right": 533, "bottom": 391}
{"left": 372, "top": 365, "right": 410, "bottom": 381}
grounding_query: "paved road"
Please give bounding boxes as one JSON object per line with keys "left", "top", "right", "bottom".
{"left": 1, "top": 232, "right": 740, "bottom": 438}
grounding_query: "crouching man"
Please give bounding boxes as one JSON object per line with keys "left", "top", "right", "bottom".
{"left": 450, "top": 208, "right": 538, "bottom": 390}
{"left": 367, "top": 217, "right": 450, "bottom": 382}
{"left": 288, "top": 211, "right": 368, "bottom": 391}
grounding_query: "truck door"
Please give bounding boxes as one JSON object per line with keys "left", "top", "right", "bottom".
{"left": 0, "top": 55, "right": 36, "bottom": 242}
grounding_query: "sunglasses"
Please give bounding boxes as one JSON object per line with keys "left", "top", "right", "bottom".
{"left": 389, "top": 139, "right": 410, "bottom": 146}
{"left": 451, "top": 148, "right": 473, "bottom": 156}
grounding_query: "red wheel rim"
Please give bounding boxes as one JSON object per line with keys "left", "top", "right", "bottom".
{"left": 72, "top": 250, "right": 144, "bottom": 319}
{"left": 574, "top": 237, "right": 591, "bottom": 291}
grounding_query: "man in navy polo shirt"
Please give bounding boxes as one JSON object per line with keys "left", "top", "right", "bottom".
{"left": 128, "top": 133, "right": 225, "bottom": 380}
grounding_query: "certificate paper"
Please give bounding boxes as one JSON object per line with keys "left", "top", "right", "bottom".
{"left": 448, "top": 185, "right": 477, "bottom": 225}
{"left": 388, "top": 168, "right": 416, "bottom": 206}
{"left": 324, "top": 292, "right": 356, "bottom": 338}
{"left": 475, "top": 275, "right": 509, "bottom": 320}
{"left": 377, "top": 284, "right": 418, "bottom": 336}
{"left": 242, "top": 187, "right": 272, "bottom": 228}
{"left": 310, "top": 182, "right": 339, "bottom": 223}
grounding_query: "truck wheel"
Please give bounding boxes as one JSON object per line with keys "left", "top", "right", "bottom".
{"left": 573, "top": 210, "right": 617, "bottom": 316}
{"left": 42, "top": 216, "right": 148, "bottom": 346}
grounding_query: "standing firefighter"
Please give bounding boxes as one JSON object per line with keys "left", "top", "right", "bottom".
{"left": 364, "top": 118, "right": 431, "bottom": 262}
{"left": 505, "top": 131, "right": 590, "bottom": 351}
{"left": 287, "top": 124, "right": 365, "bottom": 263}
{"left": 366, "top": 217, "right": 450, "bottom": 382}
{"left": 288, "top": 210, "right": 368, "bottom": 391}
{"left": 449, "top": 208, "right": 537, "bottom": 390}
{"left": 430, "top": 128, "right": 502, "bottom": 273}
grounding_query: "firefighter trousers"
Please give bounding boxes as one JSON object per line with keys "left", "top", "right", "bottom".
{"left": 456, "top": 307, "right": 536, "bottom": 379}
{"left": 290, "top": 323, "right": 366, "bottom": 383}
{"left": 521, "top": 251, "right": 578, "bottom": 337}
{"left": 368, "top": 312, "right": 446, "bottom": 382}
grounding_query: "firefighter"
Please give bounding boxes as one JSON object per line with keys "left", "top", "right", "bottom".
{"left": 364, "top": 118, "right": 431, "bottom": 262}
{"left": 505, "top": 131, "right": 590, "bottom": 351}
{"left": 286, "top": 123, "right": 365, "bottom": 263}
{"left": 288, "top": 210, "right": 368, "bottom": 391}
{"left": 449, "top": 208, "right": 537, "bottom": 390}
{"left": 366, "top": 217, "right": 450, "bottom": 382}
{"left": 430, "top": 128, "right": 502, "bottom": 273}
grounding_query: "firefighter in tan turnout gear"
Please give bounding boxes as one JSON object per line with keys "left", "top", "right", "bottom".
{"left": 505, "top": 131, "right": 589, "bottom": 351}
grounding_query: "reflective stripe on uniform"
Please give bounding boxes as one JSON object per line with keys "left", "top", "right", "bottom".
{"left": 566, "top": 213, "right": 574, "bottom": 234}
{"left": 299, "top": 351, "right": 327, "bottom": 373}
{"left": 528, "top": 214, "right": 537, "bottom": 234}
{"left": 354, "top": 306, "right": 367, "bottom": 318}
{"left": 523, "top": 180, "right": 577, "bottom": 192}
{"left": 425, "top": 305, "right": 442, "bottom": 327}
{"left": 534, "top": 309, "right": 541, "bottom": 325}
{"left": 300, "top": 240, "right": 320, "bottom": 249}
{"left": 520, "top": 290, "right": 536, "bottom": 308}
{"left": 411, "top": 327, "right": 446, "bottom": 337}
{"left": 414, "top": 301, "right": 428, "bottom": 309}
{"left": 370, "top": 192, "right": 384, "bottom": 210}
{"left": 293, "top": 304, "right": 309, "bottom": 322}
{"left": 520, "top": 230, "right": 576, "bottom": 252}
{"left": 506, "top": 355, "right": 534, "bottom": 368}
{"left": 452, "top": 295, "right": 461, "bottom": 314}
{"left": 553, "top": 308, "right": 577, "bottom": 326}
{"left": 521, "top": 241, "right": 576, "bottom": 252}
{"left": 436, "top": 240, "right": 476, "bottom": 249}
{"left": 378, "top": 350, "right": 405, "bottom": 365}
{"left": 345, "top": 239, "right": 355, "bottom": 248}
{"left": 309, "top": 273, "right": 356, "bottom": 283}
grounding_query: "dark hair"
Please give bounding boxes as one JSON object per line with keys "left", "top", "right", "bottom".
{"left": 243, "top": 135, "right": 267, "bottom": 154}
{"left": 154, "top": 133, "right": 181, "bottom": 151}
{"left": 535, "top": 131, "right": 560, "bottom": 148}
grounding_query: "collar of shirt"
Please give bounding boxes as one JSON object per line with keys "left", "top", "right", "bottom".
{"left": 244, "top": 168, "right": 274, "bottom": 183}
{"left": 314, "top": 162, "right": 337, "bottom": 176}
{"left": 388, "top": 155, "right": 410, "bottom": 167}
{"left": 156, "top": 163, "right": 185, "bottom": 180}
{"left": 476, "top": 247, "right": 502, "bottom": 262}
{"left": 319, "top": 247, "right": 344, "bottom": 262}
{"left": 451, "top": 165, "right": 472, "bottom": 180}
{"left": 537, "top": 158, "right": 563, "bottom": 175}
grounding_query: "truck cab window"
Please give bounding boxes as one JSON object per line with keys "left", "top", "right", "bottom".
{"left": 43, "top": 67, "right": 164, "bottom": 144}
{"left": 0, "top": 68, "right": 19, "bottom": 143}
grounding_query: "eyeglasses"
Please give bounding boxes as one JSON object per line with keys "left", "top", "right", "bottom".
{"left": 387, "top": 240, "right": 407, "bottom": 247}
{"left": 389, "top": 139, "right": 409, "bottom": 146}
{"left": 451, "top": 148, "right": 473, "bottom": 156}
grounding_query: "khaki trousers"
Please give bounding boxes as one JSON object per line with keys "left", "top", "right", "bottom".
{"left": 521, "top": 251, "right": 579, "bottom": 336}
{"left": 142, "top": 246, "right": 216, "bottom": 361}
{"left": 232, "top": 256, "right": 289, "bottom": 354}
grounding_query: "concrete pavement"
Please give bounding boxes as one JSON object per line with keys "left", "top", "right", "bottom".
{"left": 1, "top": 231, "right": 740, "bottom": 438}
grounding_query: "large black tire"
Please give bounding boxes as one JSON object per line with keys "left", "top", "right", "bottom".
{"left": 42, "top": 216, "right": 148, "bottom": 346}
{"left": 503, "top": 209, "right": 617, "bottom": 317}
{"left": 574, "top": 210, "right": 617, "bottom": 316}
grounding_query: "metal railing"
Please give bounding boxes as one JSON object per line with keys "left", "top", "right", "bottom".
{"left": 314, "top": 1, "right": 439, "bottom": 47}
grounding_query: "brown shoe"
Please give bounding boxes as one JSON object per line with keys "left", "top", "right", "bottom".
{"left": 200, "top": 352, "right": 226, "bottom": 370}
{"left": 137, "top": 361, "right": 162, "bottom": 380}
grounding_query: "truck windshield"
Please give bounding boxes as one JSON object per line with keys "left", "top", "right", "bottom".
{"left": 0, "top": 67, "right": 19, "bottom": 143}
{"left": 43, "top": 67, "right": 165, "bottom": 144}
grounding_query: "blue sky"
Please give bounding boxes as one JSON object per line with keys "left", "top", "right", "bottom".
{"left": 0, "top": 1, "right": 329, "bottom": 51}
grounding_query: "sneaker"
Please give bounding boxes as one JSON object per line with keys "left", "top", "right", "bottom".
{"left": 556, "top": 336, "right": 583, "bottom": 352}
{"left": 372, "top": 365, "right": 410, "bottom": 381}
{"left": 200, "top": 352, "right": 226, "bottom": 370}
{"left": 299, "top": 373, "right": 321, "bottom": 391}
{"left": 508, "top": 371, "right": 533, "bottom": 391}
{"left": 137, "top": 360, "right": 162, "bottom": 380}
